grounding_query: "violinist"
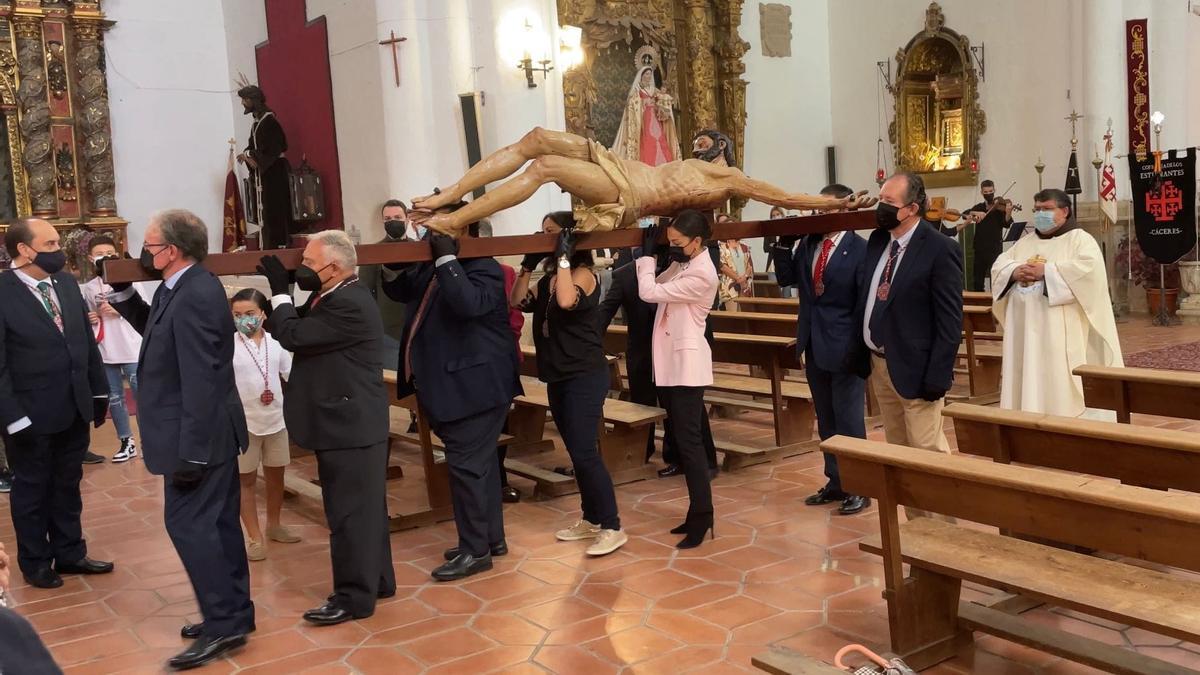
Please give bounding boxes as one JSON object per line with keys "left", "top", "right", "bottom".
{"left": 962, "top": 180, "right": 1017, "bottom": 292}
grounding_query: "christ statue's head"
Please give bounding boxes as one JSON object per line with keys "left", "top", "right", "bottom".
{"left": 237, "top": 85, "right": 267, "bottom": 115}
{"left": 692, "top": 130, "right": 735, "bottom": 166}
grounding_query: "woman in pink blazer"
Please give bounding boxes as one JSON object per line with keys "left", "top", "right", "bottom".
{"left": 635, "top": 210, "right": 719, "bottom": 548}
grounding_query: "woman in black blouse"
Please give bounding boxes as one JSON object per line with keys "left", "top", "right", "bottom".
{"left": 510, "top": 211, "right": 627, "bottom": 557}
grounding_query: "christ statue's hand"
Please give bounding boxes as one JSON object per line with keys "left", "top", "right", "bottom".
{"left": 842, "top": 190, "right": 878, "bottom": 211}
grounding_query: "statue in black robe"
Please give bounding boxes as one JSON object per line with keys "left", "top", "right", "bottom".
{"left": 238, "top": 85, "right": 293, "bottom": 249}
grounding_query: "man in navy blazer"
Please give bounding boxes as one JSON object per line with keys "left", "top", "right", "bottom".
{"left": 384, "top": 215, "right": 520, "bottom": 582}
{"left": 0, "top": 218, "right": 113, "bottom": 590}
{"left": 852, "top": 173, "right": 963, "bottom": 518}
{"left": 108, "top": 210, "right": 253, "bottom": 670}
{"left": 772, "top": 185, "right": 870, "bottom": 515}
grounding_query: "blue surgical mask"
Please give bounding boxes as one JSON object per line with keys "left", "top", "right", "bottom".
{"left": 1033, "top": 210, "right": 1058, "bottom": 233}
{"left": 406, "top": 224, "right": 428, "bottom": 241}
{"left": 235, "top": 314, "right": 262, "bottom": 337}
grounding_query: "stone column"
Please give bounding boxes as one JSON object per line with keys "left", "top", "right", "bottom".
{"left": 12, "top": 15, "right": 56, "bottom": 216}
{"left": 71, "top": 16, "right": 117, "bottom": 215}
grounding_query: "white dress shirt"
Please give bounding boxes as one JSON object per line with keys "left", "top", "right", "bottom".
{"left": 862, "top": 224, "right": 919, "bottom": 353}
{"left": 811, "top": 231, "right": 846, "bottom": 274}
{"left": 232, "top": 332, "right": 292, "bottom": 436}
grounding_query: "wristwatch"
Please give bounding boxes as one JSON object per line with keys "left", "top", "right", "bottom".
{"left": 558, "top": 256, "right": 571, "bottom": 269}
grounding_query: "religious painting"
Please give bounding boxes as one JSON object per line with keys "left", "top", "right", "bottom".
{"left": 888, "top": 2, "right": 985, "bottom": 188}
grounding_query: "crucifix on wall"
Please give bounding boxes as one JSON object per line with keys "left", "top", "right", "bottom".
{"left": 379, "top": 31, "right": 408, "bottom": 87}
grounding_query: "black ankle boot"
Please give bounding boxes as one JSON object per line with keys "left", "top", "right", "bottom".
{"left": 675, "top": 519, "right": 714, "bottom": 549}
{"left": 669, "top": 521, "right": 688, "bottom": 535}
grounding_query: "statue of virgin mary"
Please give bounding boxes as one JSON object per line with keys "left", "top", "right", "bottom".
{"left": 610, "top": 63, "right": 680, "bottom": 167}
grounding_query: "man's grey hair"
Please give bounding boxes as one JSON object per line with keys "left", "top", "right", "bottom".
{"left": 891, "top": 171, "right": 926, "bottom": 207}
{"left": 310, "top": 229, "right": 357, "bottom": 268}
{"left": 153, "top": 209, "right": 209, "bottom": 262}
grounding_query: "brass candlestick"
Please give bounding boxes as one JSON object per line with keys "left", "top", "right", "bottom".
{"left": 1034, "top": 156, "right": 1045, "bottom": 190}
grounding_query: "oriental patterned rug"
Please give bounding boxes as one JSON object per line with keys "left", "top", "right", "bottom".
{"left": 1122, "top": 341, "right": 1200, "bottom": 372}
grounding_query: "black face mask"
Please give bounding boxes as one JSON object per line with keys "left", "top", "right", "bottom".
{"left": 875, "top": 203, "right": 903, "bottom": 231}
{"left": 983, "top": 194, "right": 994, "bottom": 205}
{"left": 139, "top": 247, "right": 164, "bottom": 280}
{"left": 295, "top": 263, "right": 331, "bottom": 292}
{"left": 667, "top": 245, "right": 692, "bottom": 264}
{"left": 384, "top": 220, "right": 407, "bottom": 240}
{"left": 28, "top": 249, "right": 66, "bottom": 275}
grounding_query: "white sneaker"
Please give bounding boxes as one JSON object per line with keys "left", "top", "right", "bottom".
{"left": 555, "top": 519, "right": 601, "bottom": 541}
{"left": 586, "top": 529, "right": 627, "bottom": 556}
{"left": 112, "top": 438, "right": 137, "bottom": 463}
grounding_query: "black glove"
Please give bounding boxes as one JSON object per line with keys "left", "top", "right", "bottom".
{"left": 429, "top": 233, "right": 458, "bottom": 259}
{"left": 171, "top": 462, "right": 205, "bottom": 491}
{"left": 520, "top": 252, "right": 547, "bottom": 272}
{"left": 920, "top": 388, "right": 946, "bottom": 403}
{"left": 256, "top": 255, "right": 291, "bottom": 296}
{"left": 777, "top": 235, "right": 800, "bottom": 250}
{"left": 554, "top": 228, "right": 577, "bottom": 260}
{"left": 92, "top": 397, "right": 109, "bottom": 429}
{"left": 641, "top": 225, "right": 663, "bottom": 258}
{"left": 101, "top": 253, "right": 134, "bottom": 292}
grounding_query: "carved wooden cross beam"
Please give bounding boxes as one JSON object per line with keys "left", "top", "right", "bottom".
{"left": 101, "top": 211, "right": 875, "bottom": 284}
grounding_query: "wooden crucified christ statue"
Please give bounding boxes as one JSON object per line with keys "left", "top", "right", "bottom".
{"left": 410, "top": 127, "right": 876, "bottom": 236}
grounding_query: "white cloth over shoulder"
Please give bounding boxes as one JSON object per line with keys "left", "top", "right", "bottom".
{"left": 991, "top": 228, "right": 1122, "bottom": 417}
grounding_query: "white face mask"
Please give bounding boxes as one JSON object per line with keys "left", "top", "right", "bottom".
{"left": 406, "top": 224, "right": 427, "bottom": 241}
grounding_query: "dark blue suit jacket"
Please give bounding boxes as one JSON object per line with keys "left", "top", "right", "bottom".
{"left": 114, "top": 266, "right": 248, "bottom": 475}
{"left": 852, "top": 220, "right": 964, "bottom": 399}
{"left": 773, "top": 232, "right": 867, "bottom": 373}
{"left": 0, "top": 270, "right": 106, "bottom": 435}
{"left": 384, "top": 257, "right": 521, "bottom": 424}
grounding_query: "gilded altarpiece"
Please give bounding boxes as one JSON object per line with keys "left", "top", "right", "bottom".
{"left": 888, "top": 2, "right": 985, "bottom": 188}
{"left": 0, "top": 0, "right": 125, "bottom": 270}
{"left": 557, "top": 0, "right": 749, "bottom": 215}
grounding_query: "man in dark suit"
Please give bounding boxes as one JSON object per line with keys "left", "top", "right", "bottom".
{"left": 383, "top": 212, "right": 520, "bottom": 582}
{"left": 853, "top": 173, "right": 963, "bottom": 519}
{"left": 107, "top": 210, "right": 253, "bottom": 669}
{"left": 772, "top": 185, "right": 870, "bottom": 515}
{"left": 962, "top": 179, "right": 1013, "bottom": 291}
{"left": 357, "top": 199, "right": 411, "bottom": 370}
{"left": 257, "top": 230, "right": 395, "bottom": 626}
{"left": 0, "top": 218, "right": 113, "bottom": 590}
{"left": 598, "top": 258, "right": 657, "bottom": 458}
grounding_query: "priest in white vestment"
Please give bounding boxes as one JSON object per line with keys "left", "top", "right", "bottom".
{"left": 991, "top": 188, "right": 1123, "bottom": 417}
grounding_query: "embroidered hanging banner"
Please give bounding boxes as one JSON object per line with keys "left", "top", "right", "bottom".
{"left": 1125, "top": 19, "right": 1150, "bottom": 160}
{"left": 1128, "top": 148, "right": 1196, "bottom": 264}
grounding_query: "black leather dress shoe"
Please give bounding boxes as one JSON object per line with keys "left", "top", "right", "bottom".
{"left": 657, "top": 464, "right": 682, "bottom": 478}
{"left": 56, "top": 557, "right": 114, "bottom": 575}
{"left": 24, "top": 568, "right": 63, "bottom": 589}
{"left": 837, "top": 495, "right": 871, "bottom": 515}
{"left": 167, "top": 634, "right": 246, "bottom": 670}
{"left": 303, "top": 602, "right": 355, "bottom": 626}
{"left": 325, "top": 588, "right": 395, "bottom": 604}
{"left": 432, "top": 553, "right": 492, "bottom": 582}
{"left": 443, "top": 541, "right": 508, "bottom": 561}
{"left": 803, "top": 486, "right": 848, "bottom": 506}
{"left": 501, "top": 486, "right": 521, "bottom": 503}
{"left": 181, "top": 622, "right": 256, "bottom": 640}
{"left": 82, "top": 451, "right": 105, "bottom": 465}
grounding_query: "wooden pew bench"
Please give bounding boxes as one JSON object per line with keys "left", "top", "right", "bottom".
{"left": 506, "top": 376, "right": 665, "bottom": 498}
{"left": 708, "top": 309, "right": 797, "bottom": 337}
{"left": 946, "top": 402, "right": 1200, "bottom": 492}
{"left": 751, "top": 647, "right": 845, "bottom": 674}
{"left": 1076, "top": 364, "right": 1200, "bottom": 423}
{"left": 732, "top": 296, "right": 798, "bottom": 315}
{"left": 953, "top": 341, "right": 1002, "bottom": 403}
{"left": 826, "top": 435, "right": 1200, "bottom": 674}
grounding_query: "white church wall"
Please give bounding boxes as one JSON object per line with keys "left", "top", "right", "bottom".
{"left": 740, "top": 0, "right": 833, "bottom": 270}
{"left": 829, "top": 0, "right": 1074, "bottom": 215}
{"left": 105, "top": 0, "right": 237, "bottom": 251}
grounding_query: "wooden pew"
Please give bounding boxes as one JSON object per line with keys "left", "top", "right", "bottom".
{"left": 708, "top": 309, "right": 797, "bottom": 338}
{"left": 827, "top": 435, "right": 1200, "bottom": 674}
{"left": 750, "top": 277, "right": 783, "bottom": 298}
{"left": 946, "top": 402, "right": 1200, "bottom": 492}
{"left": 1076, "top": 364, "right": 1200, "bottom": 424}
{"left": 604, "top": 325, "right": 811, "bottom": 448}
{"left": 751, "top": 647, "right": 845, "bottom": 675}
{"left": 955, "top": 306, "right": 1003, "bottom": 403}
{"left": 733, "top": 296, "right": 798, "bottom": 315}
{"left": 505, "top": 375, "right": 666, "bottom": 498}
{"left": 962, "top": 290, "right": 992, "bottom": 305}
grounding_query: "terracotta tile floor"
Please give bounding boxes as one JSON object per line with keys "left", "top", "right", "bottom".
{"left": 4, "top": 316, "right": 1200, "bottom": 674}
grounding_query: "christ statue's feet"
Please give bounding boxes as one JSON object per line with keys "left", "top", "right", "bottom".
{"left": 419, "top": 212, "right": 462, "bottom": 237}
{"left": 412, "top": 187, "right": 457, "bottom": 213}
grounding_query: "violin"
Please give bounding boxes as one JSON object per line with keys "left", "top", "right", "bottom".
{"left": 925, "top": 205, "right": 964, "bottom": 222}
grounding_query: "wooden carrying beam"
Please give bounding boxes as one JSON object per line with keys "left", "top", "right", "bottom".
{"left": 102, "top": 211, "right": 876, "bottom": 283}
